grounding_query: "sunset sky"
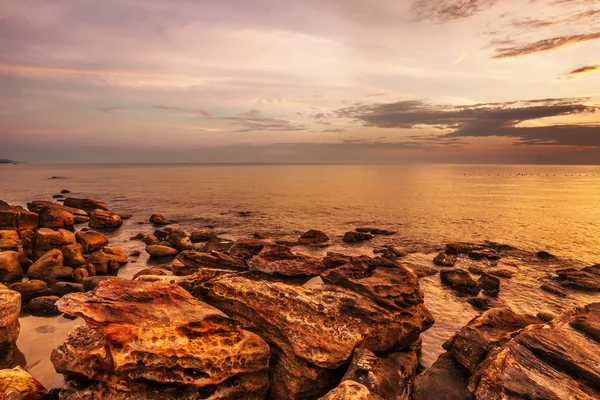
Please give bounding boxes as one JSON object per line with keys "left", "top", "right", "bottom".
{"left": 1, "top": 0, "right": 600, "bottom": 163}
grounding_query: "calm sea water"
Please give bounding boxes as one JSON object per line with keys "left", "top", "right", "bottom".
{"left": 1, "top": 163, "right": 600, "bottom": 389}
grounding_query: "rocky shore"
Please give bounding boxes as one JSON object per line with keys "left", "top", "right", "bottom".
{"left": 1, "top": 195, "right": 599, "bottom": 399}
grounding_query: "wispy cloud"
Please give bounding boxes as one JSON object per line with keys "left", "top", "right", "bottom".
{"left": 562, "top": 64, "right": 600, "bottom": 79}
{"left": 412, "top": 0, "right": 499, "bottom": 22}
{"left": 224, "top": 110, "right": 306, "bottom": 132}
{"left": 493, "top": 32, "right": 600, "bottom": 59}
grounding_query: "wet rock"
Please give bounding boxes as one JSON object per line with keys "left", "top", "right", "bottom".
{"left": 27, "top": 201, "right": 89, "bottom": 224}
{"left": 132, "top": 268, "right": 167, "bottom": 280}
{"left": 142, "top": 234, "right": 160, "bottom": 245}
{"left": 0, "top": 287, "right": 20, "bottom": 369}
{"left": 485, "top": 267, "right": 516, "bottom": 278}
{"left": 25, "top": 295, "right": 60, "bottom": 316}
{"left": 207, "top": 262, "right": 433, "bottom": 399}
{"left": 83, "top": 276, "right": 122, "bottom": 292}
{"left": 50, "top": 282, "right": 84, "bottom": 297}
{"left": 469, "top": 303, "right": 600, "bottom": 399}
{"left": 247, "top": 244, "right": 326, "bottom": 277}
{"left": 37, "top": 206, "right": 75, "bottom": 229}
{"left": 102, "top": 246, "right": 128, "bottom": 264}
{"left": 356, "top": 227, "right": 395, "bottom": 236}
{"left": 167, "top": 231, "right": 192, "bottom": 251}
{"left": 403, "top": 262, "right": 438, "bottom": 278}
{"left": 318, "top": 380, "right": 383, "bottom": 400}
{"left": 129, "top": 232, "right": 145, "bottom": 241}
{"left": 190, "top": 229, "right": 217, "bottom": 242}
{"left": 0, "top": 230, "right": 20, "bottom": 252}
{"left": 118, "top": 213, "right": 133, "bottom": 220}
{"left": 556, "top": 267, "right": 600, "bottom": 291}
{"left": 31, "top": 228, "right": 76, "bottom": 259}
{"left": 446, "top": 242, "right": 479, "bottom": 255}
{"left": 89, "top": 209, "right": 123, "bottom": 229}
{"left": 536, "top": 250, "right": 555, "bottom": 259}
{"left": 433, "top": 252, "right": 456, "bottom": 267}
{"left": 536, "top": 311, "right": 558, "bottom": 322}
{"left": 146, "top": 244, "right": 178, "bottom": 258}
{"left": 540, "top": 283, "right": 568, "bottom": 297}
{"left": 44, "top": 266, "right": 74, "bottom": 286}
{"left": 8, "top": 280, "right": 49, "bottom": 303}
{"left": 196, "top": 236, "right": 235, "bottom": 253}
{"left": 468, "top": 249, "right": 501, "bottom": 261}
{"left": 61, "top": 189, "right": 71, "bottom": 194}
{"left": 86, "top": 251, "right": 119, "bottom": 274}
{"left": 372, "top": 246, "right": 406, "bottom": 260}
{"left": 443, "top": 307, "right": 540, "bottom": 373}
{"left": 466, "top": 296, "right": 506, "bottom": 311}
{"left": 75, "top": 230, "right": 108, "bottom": 253}
{"left": 322, "top": 252, "right": 352, "bottom": 269}
{"left": 298, "top": 229, "right": 330, "bottom": 247}
{"left": 0, "top": 251, "right": 23, "bottom": 283}
{"left": 341, "top": 347, "right": 418, "bottom": 399}
{"left": 468, "top": 264, "right": 486, "bottom": 275}
{"left": 583, "top": 263, "right": 600, "bottom": 275}
{"left": 228, "top": 238, "right": 268, "bottom": 260}
{"left": 440, "top": 268, "right": 480, "bottom": 295}
{"left": 343, "top": 231, "right": 374, "bottom": 244}
{"left": 28, "top": 248, "right": 63, "bottom": 281}
{"left": 61, "top": 243, "right": 86, "bottom": 267}
{"left": 0, "top": 366, "right": 48, "bottom": 399}
{"left": 175, "top": 250, "right": 245, "bottom": 275}
{"left": 129, "top": 250, "right": 141, "bottom": 257}
{"left": 412, "top": 352, "right": 470, "bottom": 400}
{"left": 51, "top": 279, "right": 270, "bottom": 399}
{"left": 72, "top": 267, "right": 89, "bottom": 284}
{"left": 149, "top": 213, "right": 171, "bottom": 226}
{"left": 0, "top": 205, "right": 38, "bottom": 231}
{"left": 478, "top": 272, "right": 500, "bottom": 296}
{"left": 63, "top": 198, "right": 109, "bottom": 213}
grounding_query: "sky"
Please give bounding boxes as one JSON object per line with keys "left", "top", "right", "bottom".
{"left": 1, "top": 0, "right": 600, "bottom": 164}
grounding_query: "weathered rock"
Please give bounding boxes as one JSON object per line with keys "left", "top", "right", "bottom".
{"left": 556, "top": 267, "right": 600, "bottom": 291}
{"left": 343, "top": 231, "right": 374, "bottom": 244}
{"left": 44, "top": 266, "right": 74, "bottom": 286}
{"left": 89, "top": 209, "right": 123, "bottom": 229}
{"left": 0, "top": 230, "right": 19, "bottom": 252}
{"left": 322, "top": 252, "right": 352, "bottom": 270}
{"left": 318, "top": 380, "right": 383, "bottom": 400}
{"left": 175, "top": 250, "right": 245, "bottom": 275}
{"left": 149, "top": 213, "right": 171, "bottom": 226}
{"left": 27, "top": 248, "right": 64, "bottom": 281}
{"left": 50, "top": 282, "right": 84, "bottom": 297}
{"left": 468, "top": 303, "right": 600, "bottom": 399}
{"left": 0, "top": 287, "right": 20, "bottom": 369}
{"left": 298, "top": 229, "right": 330, "bottom": 247}
{"left": 536, "top": 250, "right": 555, "bottom": 259}
{"left": 102, "top": 246, "right": 128, "bottom": 264}
{"left": 83, "top": 276, "right": 122, "bottom": 292}
{"left": 86, "top": 251, "right": 119, "bottom": 274}
{"left": 8, "top": 280, "right": 49, "bottom": 303}
{"left": 446, "top": 242, "right": 479, "bottom": 255}
{"left": 372, "top": 246, "right": 406, "bottom": 260}
{"left": 61, "top": 189, "right": 71, "bottom": 194}
{"left": 196, "top": 236, "right": 235, "bottom": 253}
{"left": 440, "top": 269, "right": 480, "bottom": 295}
{"left": 485, "top": 267, "right": 516, "bottom": 278}
{"left": 443, "top": 307, "right": 540, "bottom": 373}
{"left": 228, "top": 238, "right": 268, "bottom": 260}
{"left": 72, "top": 267, "right": 89, "bottom": 284}
{"left": 61, "top": 243, "right": 86, "bottom": 267}
{"left": 145, "top": 244, "right": 179, "bottom": 258}
{"left": 355, "top": 228, "right": 395, "bottom": 236}
{"left": 412, "top": 352, "right": 470, "bottom": 400}
{"left": 247, "top": 244, "right": 326, "bottom": 277}
{"left": 27, "top": 201, "right": 88, "bottom": 223}
{"left": 0, "top": 251, "right": 23, "bottom": 283}
{"left": 51, "top": 279, "right": 271, "bottom": 399}
{"left": 467, "top": 296, "right": 506, "bottom": 311}
{"left": 478, "top": 272, "right": 500, "bottom": 296}
{"left": 341, "top": 347, "right": 418, "bottom": 399}
{"left": 433, "top": 252, "right": 456, "bottom": 267}
{"left": 537, "top": 311, "right": 558, "bottom": 322}
{"left": 167, "top": 231, "right": 192, "bottom": 251}
{"left": 132, "top": 268, "right": 167, "bottom": 280}
{"left": 0, "top": 366, "right": 48, "bottom": 399}
{"left": 129, "top": 232, "right": 145, "bottom": 241}
{"left": 190, "top": 229, "right": 217, "bottom": 242}
{"left": 142, "top": 234, "right": 160, "bottom": 245}
{"left": 37, "top": 206, "right": 75, "bottom": 229}
{"left": 468, "top": 249, "right": 501, "bottom": 261}
{"left": 76, "top": 230, "right": 108, "bottom": 253}
{"left": 25, "top": 295, "right": 61, "bottom": 316}
{"left": 400, "top": 262, "right": 438, "bottom": 278}
{"left": 540, "top": 283, "right": 568, "bottom": 297}
{"left": 0, "top": 205, "right": 38, "bottom": 231}
{"left": 63, "top": 197, "right": 109, "bottom": 213}
{"left": 31, "top": 228, "right": 76, "bottom": 259}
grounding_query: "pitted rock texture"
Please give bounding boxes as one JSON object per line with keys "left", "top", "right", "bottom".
{"left": 318, "top": 381, "right": 383, "bottom": 400}
{"left": 0, "top": 287, "right": 20, "bottom": 369}
{"left": 51, "top": 279, "right": 270, "bottom": 400}
{"left": 0, "top": 366, "right": 48, "bottom": 399}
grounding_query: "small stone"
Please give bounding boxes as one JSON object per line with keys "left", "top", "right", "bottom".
{"left": 25, "top": 296, "right": 61, "bottom": 316}
{"left": 149, "top": 214, "right": 171, "bottom": 226}
{"left": 433, "top": 252, "right": 456, "bottom": 267}
{"left": 540, "top": 283, "right": 568, "bottom": 297}
{"left": 145, "top": 245, "right": 178, "bottom": 258}
{"left": 298, "top": 229, "right": 330, "bottom": 246}
{"left": 342, "top": 231, "right": 374, "bottom": 243}
{"left": 478, "top": 272, "right": 500, "bottom": 296}
{"left": 133, "top": 268, "right": 167, "bottom": 280}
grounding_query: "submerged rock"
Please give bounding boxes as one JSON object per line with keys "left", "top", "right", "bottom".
{"left": 0, "top": 287, "right": 20, "bottom": 369}
{"left": 372, "top": 246, "right": 406, "bottom": 260}
{"left": 343, "top": 231, "right": 373, "bottom": 244}
{"left": 445, "top": 242, "right": 479, "bottom": 255}
{"left": 298, "top": 229, "right": 330, "bottom": 247}
{"left": 478, "top": 272, "right": 500, "bottom": 296}
{"left": 433, "top": 252, "right": 456, "bottom": 267}
{"left": 149, "top": 213, "right": 171, "bottom": 226}
{"left": 355, "top": 227, "right": 395, "bottom": 236}
{"left": 51, "top": 279, "right": 271, "bottom": 399}
{"left": 440, "top": 269, "right": 480, "bottom": 295}
{"left": 89, "top": 209, "right": 123, "bottom": 229}
{"left": 556, "top": 267, "right": 600, "bottom": 291}
{"left": 0, "top": 366, "right": 48, "bottom": 399}
{"left": 63, "top": 197, "right": 109, "bottom": 213}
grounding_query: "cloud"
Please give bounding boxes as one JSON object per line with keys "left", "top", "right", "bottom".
{"left": 321, "top": 128, "right": 344, "bottom": 133}
{"left": 101, "top": 104, "right": 213, "bottom": 118}
{"left": 562, "top": 64, "right": 600, "bottom": 79}
{"left": 224, "top": 110, "right": 306, "bottom": 132}
{"left": 412, "top": 0, "right": 499, "bottom": 22}
{"left": 335, "top": 98, "right": 600, "bottom": 147}
{"left": 493, "top": 32, "right": 600, "bottom": 59}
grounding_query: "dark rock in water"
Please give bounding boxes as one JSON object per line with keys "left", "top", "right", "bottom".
{"left": 228, "top": 238, "right": 268, "bottom": 260}
{"left": 53, "top": 194, "right": 64, "bottom": 199}
{"left": 443, "top": 307, "right": 540, "bottom": 373}
{"left": 167, "top": 231, "right": 192, "bottom": 252}
{"left": 469, "top": 303, "right": 600, "bottom": 399}
{"left": 343, "top": 231, "right": 374, "bottom": 243}
{"left": 49, "top": 282, "right": 84, "bottom": 297}
{"left": 190, "top": 229, "right": 217, "bottom": 243}
{"left": 175, "top": 250, "right": 245, "bottom": 275}
{"left": 372, "top": 246, "right": 406, "bottom": 260}
{"left": 478, "top": 272, "right": 500, "bottom": 296}
{"left": 318, "top": 380, "right": 384, "bottom": 399}
{"left": 72, "top": 267, "right": 89, "bottom": 284}
{"left": 51, "top": 279, "right": 270, "bottom": 400}
{"left": 63, "top": 198, "right": 108, "bottom": 213}
{"left": 556, "top": 267, "right": 600, "bottom": 291}
{"left": 583, "top": 263, "right": 600, "bottom": 275}
{"left": 440, "top": 269, "right": 480, "bottom": 295}
{"left": 468, "top": 264, "right": 486, "bottom": 275}
{"left": 0, "top": 205, "right": 38, "bottom": 231}
{"left": 89, "top": 209, "right": 123, "bottom": 230}
{"left": 445, "top": 242, "right": 479, "bottom": 255}
{"left": 129, "top": 250, "right": 141, "bottom": 257}
{"left": 83, "top": 276, "right": 122, "bottom": 292}
{"left": 467, "top": 296, "right": 505, "bottom": 311}
{"left": 0, "top": 251, "right": 23, "bottom": 283}
{"left": 0, "top": 287, "right": 20, "bottom": 369}
{"left": 433, "top": 252, "right": 456, "bottom": 267}
{"left": 412, "top": 352, "right": 470, "bottom": 400}
{"left": 149, "top": 213, "right": 171, "bottom": 226}
{"left": 536, "top": 250, "right": 555, "bottom": 259}
{"left": 486, "top": 267, "right": 516, "bottom": 278}
{"left": 129, "top": 232, "right": 145, "bottom": 241}
{"left": 468, "top": 249, "right": 501, "bottom": 261}
{"left": 356, "top": 227, "right": 396, "bottom": 236}
{"left": 0, "top": 366, "right": 49, "bottom": 399}
{"left": 61, "top": 243, "right": 85, "bottom": 267}
{"left": 9, "top": 280, "right": 49, "bottom": 303}
{"left": 298, "top": 229, "right": 330, "bottom": 247}
{"left": 61, "top": 189, "right": 71, "bottom": 194}
{"left": 145, "top": 244, "right": 178, "bottom": 258}
{"left": 196, "top": 236, "right": 234, "bottom": 253}
{"left": 537, "top": 311, "right": 558, "bottom": 322}
{"left": 322, "top": 252, "right": 352, "bottom": 270}
{"left": 118, "top": 213, "right": 133, "bottom": 220}
{"left": 341, "top": 347, "right": 418, "bottom": 399}
{"left": 399, "top": 261, "right": 438, "bottom": 278}
{"left": 133, "top": 268, "right": 167, "bottom": 280}
{"left": 25, "top": 295, "right": 60, "bottom": 316}
{"left": 540, "top": 283, "right": 568, "bottom": 297}
{"left": 237, "top": 210, "right": 252, "bottom": 217}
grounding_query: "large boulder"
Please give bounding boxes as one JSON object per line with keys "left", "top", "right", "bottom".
{"left": 440, "top": 268, "right": 480, "bottom": 295}
{"left": 63, "top": 198, "right": 109, "bottom": 213}
{"left": 51, "top": 279, "right": 271, "bottom": 399}
{"left": 469, "top": 303, "right": 600, "bottom": 399}
{"left": 86, "top": 251, "right": 120, "bottom": 274}
{"left": 0, "top": 230, "right": 19, "bottom": 251}
{"left": 89, "top": 209, "right": 123, "bottom": 229}
{"left": 37, "top": 206, "right": 75, "bottom": 229}
{"left": 298, "top": 229, "right": 330, "bottom": 247}
{"left": 76, "top": 230, "right": 108, "bottom": 253}
{"left": 206, "top": 261, "right": 433, "bottom": 399}
{"left": 27, "top": 248, "right": 64, "bottom": 281}
{"left": 0, "top": 366, "right": 48, "bottom": 399}
{"left": 0, "top": 287, "right": 20, "bottom": 368}
{"left": 0, "top": 205, "right": 38, "bottom": 231}
{"left": 247, "top": 244, "right": 327, "bottom": 277}
{"left": 61, "top": 243, "right": 86, "bottom": 267}
{"left": 30, "top": 228, "right": 76, "bottom": 259}
{"left": 24, "top": 295, "right": 61, "bottom": 316}
{"left": 176, "top": 250, "right": 245, "bottom": 274}
{"left": 0, "top": 251, "right": 23, "bottom": 283}
{"left": 9, "top": 280, "right": 49, "bottom": 303}
{"left": 27, "top": 201, "right": 88, "bottom": 223}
